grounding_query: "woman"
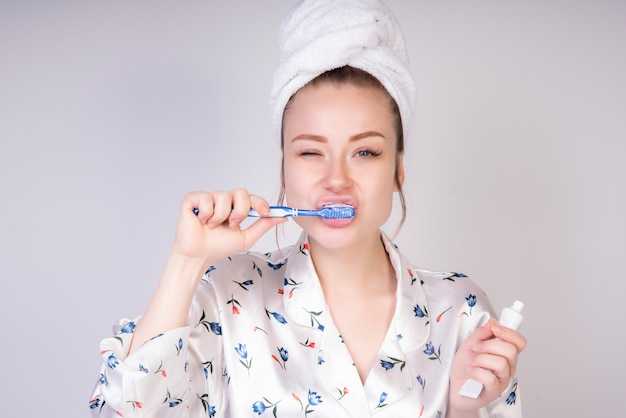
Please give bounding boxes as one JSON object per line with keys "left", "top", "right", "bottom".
{"left": 90, "top": 1, "right": 526, "bottom": 417}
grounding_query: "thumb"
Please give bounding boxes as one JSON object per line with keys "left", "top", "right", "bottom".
{"left": 465, "top": 318, "right": 499, "bottom": 345}
{"left": 240, "top": 217, "right": 288, "bottom": 250}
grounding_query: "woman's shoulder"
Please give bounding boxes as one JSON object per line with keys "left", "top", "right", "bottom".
{"left": 411, "top": 267, "right": 489, "bottom": 298}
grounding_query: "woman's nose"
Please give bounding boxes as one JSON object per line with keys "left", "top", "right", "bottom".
{"left": 323, "top": 158, "right": 353, "bottom": 191}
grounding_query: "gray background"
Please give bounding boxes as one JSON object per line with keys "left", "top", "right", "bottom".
{"left": 1, "top": 1, "right": 625, "bottom": 416}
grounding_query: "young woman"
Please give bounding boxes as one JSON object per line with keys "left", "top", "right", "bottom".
{"left": 90, "top": 2, "right": 526, "bottom": 417}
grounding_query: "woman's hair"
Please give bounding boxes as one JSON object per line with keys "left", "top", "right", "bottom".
{"left": 278, "top": 66, "right": 407, "bottom": 236}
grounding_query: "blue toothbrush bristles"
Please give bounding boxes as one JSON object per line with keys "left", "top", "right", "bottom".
{"left": 317, "top": 206, "right": 355, "bottom": 219}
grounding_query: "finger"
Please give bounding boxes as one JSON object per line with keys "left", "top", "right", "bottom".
{"left": 460, "top": 319, "right": 499, "bottom": 349}
{"left": 184, "top": 192, "right": 215, "bottom": 224}
{"left": 491, "top": 324, "right": 527, "bottom": 353}
{"left": 471, "top": 352, "right": 512, "bottom": 384}
{"left": 241, "top": 217, "right": 287, "bottom": 249}
{"left": 465, "top": 364, "right": 501, "bottom": 395}
{"left": 475, "top": 338, "right": 520, "bottom": 370}
{"left": 230, "top": 188, "right": 252, "bottom": 226}
{"left": 249, "top": 194, "right": 271, "bottom": 217}
{"left": 210, "top": 191, "right": 234, "bottom": 227}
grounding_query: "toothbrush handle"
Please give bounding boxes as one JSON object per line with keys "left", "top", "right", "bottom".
{"left": 247, "top": 206, "right": 297, "bottom": 218}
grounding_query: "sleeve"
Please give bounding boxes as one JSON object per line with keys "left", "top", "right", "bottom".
{"left": 89, "top": 279, "right": 226, "bottom": 418}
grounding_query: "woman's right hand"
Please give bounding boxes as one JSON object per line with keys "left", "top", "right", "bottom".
{"left": 171, "top": 189, "right": 287, "bottom": 269}
{"left": 128, "top": 189, "right": 285, "bottom": 353}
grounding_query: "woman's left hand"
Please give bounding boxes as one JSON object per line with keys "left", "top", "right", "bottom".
{"left": 447, "top": 319, "right": 527, "bottom": 416}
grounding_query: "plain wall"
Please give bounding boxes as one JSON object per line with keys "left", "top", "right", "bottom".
{"left": 1, "top": 1, "right": 625, "bottom": 416}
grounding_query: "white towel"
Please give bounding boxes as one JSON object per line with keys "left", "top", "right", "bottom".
{"left": 269, "top": 0, "right": 416, "bottom": 142}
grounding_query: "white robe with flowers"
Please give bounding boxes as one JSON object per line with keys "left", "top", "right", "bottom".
{"left": 90, "top": 232, "right": 522, "bottom": 417}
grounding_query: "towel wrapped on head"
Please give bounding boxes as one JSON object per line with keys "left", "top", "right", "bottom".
{"left": 270, "top": 0, "right": 416, "bottom": 143}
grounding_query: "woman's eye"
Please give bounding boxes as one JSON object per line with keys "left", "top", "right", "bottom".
{"left": 356, "top": 149, "right": 381, "bottom": 158}
{"left": 299, "top": 150, "right": 322, "bottom": 156}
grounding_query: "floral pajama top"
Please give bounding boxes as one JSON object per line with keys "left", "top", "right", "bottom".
{"left": 90, "top": 232, "right": 522, "bottom": 418}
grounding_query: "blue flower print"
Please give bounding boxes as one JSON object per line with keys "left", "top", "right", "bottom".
{"left": 202, "top": 359, "right": 214, "bottom": 378}
{"left": 506, "top": 381, "right": 519, "bottom": 405}
{"left": 413, "top": 303, "right": 430, "bottom": 325}
{"left": 106, "top": 354, "right": 119, "bottom": 369}
{"left": 175, "top": 338, "right": 183, "bottom": 355}
{"left": 252, "top": 261, "right": 263, "bottom": 277}
{"left": 169, "top": 399, "right": 182, "bottom": 407}
{"left": 252, "top": 398, "right": 280, "bottom": 416}
{"left": 279, "top": 347, "right": 288, "bottom": 361}
{"left": 417, "top": 374, "right": 426, "bottom": 390}
{"left": 234, "top": 279, "right": 254, "bottom": 291}
{"left": 462, "top": 294, "right": 477, "bottom": 317}
{"left": 273, "top": 346, "right": 289, "bottom": 370}
{"left": 235, "top": 343, "right": 253, "bottom": 374}
{"left": 198, "top": 393, "right": 215, "bottom": 416}
{"left": 198, "top": 310, "right": 223, "bottom": 335}
{"left": 139, "top": 363, "right": 149, "bottom": 373}
{"left": 235, "top": 343, "right": 248, "bottom": 359}
{"left": 89, "top": 395, "right": 101, "bottom": 409}
{"left": 423, "top": 341, "right": 442, "bottom": 363}
{"left": 267, "top": 261, "right": 285, "bottom": 270}
{"left": 317, "top": 356, "right": 325, "bottom": 365}
{"left": 265, "top": 309, "right": 288, "bottom": 324}
{"left": 303, "top": 308, "right": 324, "bottom": 331}
{"left": 380, "top": 356, "right": 405, "bottom": 371}
{"left": 303, "top": 389, "right": 323, "bottom": 416}
{"left": 308, "top": 390, "right": 322, "bottom": 406}
{"left": 120, "top": 320, "right": 135, "bottom": 333}
{"left": 413, "top": 304, "right": 427, "bottom": 318}
{"left": 380, "top": 360, "right": 393, "bottom": 370}
{"left": 210, "top": 322, "right": 222, "bottom": 335}
{"left": 98, "top": 373, "right": 106, "bottom": 385}
{"left": 506, "top": 391, "right": 516, "bottom": 405}
{"left": 376, "top": 392, "right": 388, "bottom": 408}
{"left": 252, "top": 401, "right": 266, "bottom": 414}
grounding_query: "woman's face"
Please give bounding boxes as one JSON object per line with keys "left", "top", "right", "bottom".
{"left": 282, "top": 81, "right": 403, "bottom": 250}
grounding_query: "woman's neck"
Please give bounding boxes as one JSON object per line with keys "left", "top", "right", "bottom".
{"left": 308, "top": 232, "right": 396, "bottom": 296}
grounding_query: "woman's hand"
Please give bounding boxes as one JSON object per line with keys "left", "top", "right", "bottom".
{"left": 171, "top": 189, "right": 287, "bottom": 269}
{"left": 447, "top": 319, "right": 527, "bottom": 417}
{"left": 128, "top": 189, "right": 285, "bottom": 353}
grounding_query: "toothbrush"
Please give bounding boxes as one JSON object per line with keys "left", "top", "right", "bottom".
{"left": 193, "top": 205, "right": 355, "bottom": 220}
{"left": 459, "top": 300, "right": 525, "bottom": 399}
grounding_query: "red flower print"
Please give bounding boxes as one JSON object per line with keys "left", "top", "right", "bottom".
{"left": 436, "top": 306, "right": 452, "bottom": 322}
{"left": 299, "top": 338, "right": 316, "bottom": 348}
{"left": 227, "top": 295, "right": 242, "bottom": 314}
{"left": 161, "top": 370, "right": 167, "bottom": 377}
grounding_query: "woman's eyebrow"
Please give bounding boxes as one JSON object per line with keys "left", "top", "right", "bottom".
{"left": 290, "top": 131, "right": 386, "bottom": 143}
{"left": 350, "top": 131, "right": 386, "bottom": 141}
